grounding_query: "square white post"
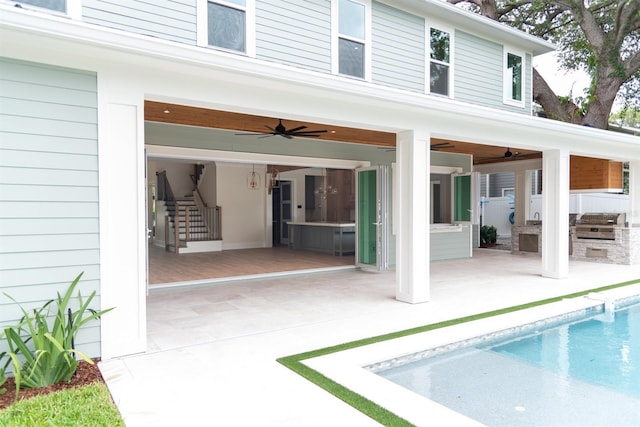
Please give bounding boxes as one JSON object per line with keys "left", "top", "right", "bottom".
{"left": 514, "top": 170, "right": 527, "bottom": 225}
{"left": 395, "top": 130, "right": 430, "bottom": 303}
{"left": 542, "top": 149, "right": 569, "bottom": 279}
{"left": 99, "top": 101, "right": 147, "bottom": 358}
{"left": 629, "top": 161, "right": 640, "bottom": 226}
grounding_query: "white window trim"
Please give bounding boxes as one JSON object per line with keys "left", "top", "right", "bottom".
{"left": 196, "top": 0, "right": 256, "bottom": 57}
{"left": 426, "top": 23, "right": 454, "bottom": 98}
{"left": 503, "top": 46, "right": 525, "bottom": 107}
{"left": 502, "top": 188, "right": 515, "bottom": 197}
{"left": 331, "top": 0, "right": 372, "bottom": 81}
{"left": 67, "top": 0, "right": 80, "bottom": 19}
{"left": 6, "top": 0, "right": 81, "bottom": 19}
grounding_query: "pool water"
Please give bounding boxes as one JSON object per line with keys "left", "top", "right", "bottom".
{"left": 493, "top": 302, "right": 639, "bottom": 398}
{"left": 378, "top": 302, "right": 640, "bottom": 426}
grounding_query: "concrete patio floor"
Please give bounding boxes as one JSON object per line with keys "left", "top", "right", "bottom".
{"left": 99, "top": 250, "right": 640, "bottom": 426}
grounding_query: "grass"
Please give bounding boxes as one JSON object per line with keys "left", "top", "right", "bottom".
{"left": 0, "top": 383, "right": 124, "bottom": 427}
{"left": 277, "top": 278, "right": 640, "bottom": 426}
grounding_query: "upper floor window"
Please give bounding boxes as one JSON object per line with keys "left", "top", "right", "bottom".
{"left": 429, "top": 27, "right": 451, "bottom": 96}
{"left": 198, "top": 0, "right": 255, "bottom": 55}
{"left": 333, "top": 0, "right": 370, "bottom": 79}
{"left": 12, "top": 0, "right": 80, "bottom": 18}
{"left": 208, "top": 0, "right": 246, "bottom": 52}
{"left": 16, "top": 0, "right": 64, "bottom": 12}
{"left": 504, "top": 49, "right": 524, "bottom": 106}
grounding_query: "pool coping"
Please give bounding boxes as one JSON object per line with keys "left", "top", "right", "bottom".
{"left": 277, "top": 280, "right": 640, "bottom": 427}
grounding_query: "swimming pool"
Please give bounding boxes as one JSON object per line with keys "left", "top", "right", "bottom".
{"left": 377, "top": 300, "right": 640, "bottom": 426}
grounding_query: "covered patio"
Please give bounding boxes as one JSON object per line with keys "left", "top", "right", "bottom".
{"left": 100, "top": 250, "right": 639, "bottom": 426}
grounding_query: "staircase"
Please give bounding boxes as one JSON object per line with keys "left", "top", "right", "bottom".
{"left": 158, "top": 168, "right": 223, "bottom": 254}
{"left": 166, "top": 197, "right": 207, "bottom": 244}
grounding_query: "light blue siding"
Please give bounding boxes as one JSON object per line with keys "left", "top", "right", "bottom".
{"left": 371, "top": 1, "right": 425, "bottom": 93}
{"left": 454, "top": 30, "right": 531, "bottom": 114}
{"left": 431, "top": 225, "right": 472, "bottom": 261}
{"left": 432, "top": 151, "right": 472, "bottom": 173}
{"left": 255, "top": 0, "right": 331, "bottom": 73}
{"left": 0, "top": 58, "right": 101, "bottom": 358}
{"left": 83, "top": 0, "right": 197, "bottom": 45}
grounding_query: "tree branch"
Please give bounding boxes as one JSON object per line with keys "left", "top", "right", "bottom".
{"left": 496, "top": 0, "right": 532, "bottom": 16}
{"left": 559, "top": 1, "right": 606, "bottom": 53}
{"left": 532, "top": 68, "right": 582, "bottom": 123}
{"left": 625, "top": 49, "right": 640, "bottom": 78}
{"left": 614, "top": 1, "right": 640, "bottom": 47}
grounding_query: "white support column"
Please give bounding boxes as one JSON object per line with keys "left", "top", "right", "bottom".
{"left": 629, "top": 161, "right": 640, "bottom": 226}
{"left": 99, "top": 100, "right": 147, "bottom": 358}
{"left": 542, "top": 149, "right": 570, "bottom": 279}
{"left": 524, "top": 169, "right": 532, "bottom": 221}
{"left": 395, "top": 130, "right": 430, "bottom": 303}
{"left": 514, "top": 170, "right": 527, "bottom": 225}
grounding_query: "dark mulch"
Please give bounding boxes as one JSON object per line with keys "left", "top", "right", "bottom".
{"left": 0, "top": 359, "right": 105, "bottom": 410}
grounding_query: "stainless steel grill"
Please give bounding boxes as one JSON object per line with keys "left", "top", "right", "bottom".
{"left": 575, "top": 213, "right": 625, "bottom": 240}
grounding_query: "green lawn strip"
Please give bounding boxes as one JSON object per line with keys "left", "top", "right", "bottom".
{"left": 0, "top": 382, "right": 124, "bottom": 427}
{"left": 277, "top": 278, "right": 640, "bottom": 426}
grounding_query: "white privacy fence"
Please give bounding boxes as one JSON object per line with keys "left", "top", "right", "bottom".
{"left": 481, "top": 193, "right": 630, "bottom": 237}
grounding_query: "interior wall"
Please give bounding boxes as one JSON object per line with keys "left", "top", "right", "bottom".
{"left": 216, "top": 163, "right": 268, "bottom": 249}
{"left": 156, "top": 160, "right": 195, "bottom": 198}
{"left": 280, "top": 167, "right": 322, "bottom": 223}
{"left": 199, "top": 162, "right": 217, "bottom": 206}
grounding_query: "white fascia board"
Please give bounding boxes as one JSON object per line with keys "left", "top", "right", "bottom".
{"left": 384, "top": 0, "right": 556, "bottom": 56}
{"left": 473, "top": 159, "right": 543, "bottom": 174}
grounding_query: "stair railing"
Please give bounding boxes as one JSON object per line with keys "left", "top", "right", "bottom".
{"left": 158, "top": 171, "right": 179, "bottom": 252}
{"left": 160, "top": 168, "right": 223, "bottom": 253}
{"left": 157, "top": 171, "right": 175, "bottom": 204}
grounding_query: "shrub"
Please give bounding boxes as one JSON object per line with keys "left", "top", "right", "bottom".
{"left": 480, "top": 225, "right": 497, "bottom": 245}
{"left": 0, "top": 351, "right": 7, "bottom": 394}
{"left": 1, "top": 272, "right": 113, "bottom": 397}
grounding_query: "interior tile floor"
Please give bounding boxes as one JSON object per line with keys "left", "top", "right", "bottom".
{"left": 100, "top": 250, "right": 640, "bottom": 426}
{"left": 148, "top": 243, "right": 355, "bottom": 285}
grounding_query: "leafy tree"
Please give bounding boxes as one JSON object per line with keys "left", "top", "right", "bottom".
{"left": 610, "top": 106, "right": 640, "bottom": 128}
{"left": 447, "top": 0, "right": 640, "bottom": 129}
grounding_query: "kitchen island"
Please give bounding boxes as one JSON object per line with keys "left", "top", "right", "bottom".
{"left": 288, "top": 222, "right": 355, "bottom": 256}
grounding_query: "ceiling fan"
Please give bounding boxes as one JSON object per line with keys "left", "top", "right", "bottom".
{"left": 477, "top": 147, "right": 541, "bottom": 163}
{"left": 235, "top": 119, "right": 328, "bottom": 139}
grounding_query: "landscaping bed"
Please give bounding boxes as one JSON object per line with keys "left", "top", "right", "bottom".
{"left": 0, "top": 360, "right": 103, "bottom": 410}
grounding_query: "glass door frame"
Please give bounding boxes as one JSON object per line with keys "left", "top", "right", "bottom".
{"left": 355, "top": 166, "right": 389, "bottom": 271}
{"left": 279, "top": 180, "right": 292, "bottom": 245}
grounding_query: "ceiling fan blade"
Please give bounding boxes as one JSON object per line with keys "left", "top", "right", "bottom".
{"left": 264, "top": 125, "right": 277, "bottom": 133}
{"left": 235, "top": 132, "right": 264, "bottom": 136}
{"left": 258, "top": 134, "right": 276, "bottom": 138}
{"left": 292, "top": 130, "right": 327, "bottom": 135}
{"left": 287, "top": 125, "right": 307, "bottom": 133}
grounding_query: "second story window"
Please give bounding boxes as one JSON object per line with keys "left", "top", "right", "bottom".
{"left": 334, "top": 0, "right": 370, "bottom": 79}
{"left": 429, "top": 28, "right": 451, "bottom": 96}
{"left": 504, "top": 49, "right": 524, "bottom": 105}
{"left": 207, "top": 0, "right": 247, "bottom": 53}
{"left": 12, "top": 0, "right": 80, "bottom": 18}
{"left": 15, "top": 0, "right": 65, "bottom": 12}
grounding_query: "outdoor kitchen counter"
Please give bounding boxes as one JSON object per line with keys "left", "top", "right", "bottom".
{"left": 288, "top": 222, "right": 355, "bottom": 256}
{"left": 430, "top": 223, "right": 472, "bottom": 261}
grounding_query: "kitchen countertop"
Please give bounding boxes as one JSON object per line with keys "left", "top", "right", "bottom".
{"left": 288, "top": 222, "right": 355, "bottom": 227}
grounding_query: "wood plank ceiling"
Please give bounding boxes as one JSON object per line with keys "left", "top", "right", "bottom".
{"left": 145, "top": 101, "right": 541, "bottom": 165}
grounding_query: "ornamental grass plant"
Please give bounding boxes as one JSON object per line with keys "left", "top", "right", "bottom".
{"left": 1, "top": 272, "right": 113, "bottom": 397}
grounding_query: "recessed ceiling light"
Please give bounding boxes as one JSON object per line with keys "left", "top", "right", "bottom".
{"left": 163, "top": 109, "right": 170, "bottom": 114}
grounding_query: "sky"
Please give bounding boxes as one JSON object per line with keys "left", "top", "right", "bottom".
{"left": 532, "top": 52, "right": 591, "bottom": 98}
